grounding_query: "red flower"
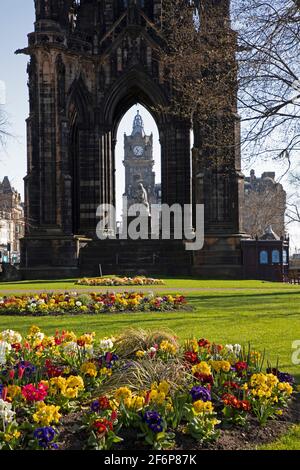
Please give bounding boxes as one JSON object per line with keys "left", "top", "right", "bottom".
{"left": 2, "top": 386, "right": 8, "bottom": 401}
{"left": 194, "top": 373, "right": 214, "bottom": 385}
{"left": 98, "top": 396, "right": 110, "bottom": 410}
{"left": 239, "top": 400, "right": 251, "bottom": 412}
{"left": 9, "top": 370, "right": 15, "bottom": 380}
{"left": 18, "top": 366, "right": 25, "bottom": 380}
{"left": 12, "top": 343, "right": 21, "bottom": 352}
{"left": 222, "top": 393, "right": 251, "bottom": 411}
{"left": 234, "top": 362, "right": 248, "bottom": 372}
{"left": 93, "top": 418, "right": 113, "bottom": 436}
{"left": 198, "top": 339, "right": 210, "bottom": 349}
{"left": 184, "top": 351, "right": 199, "bottom": 364}
{"left": 223, "top": 381, "right": 241, "bottom": 390}
{"left": 22, "top": 382, "right": 48, "bottom": 402}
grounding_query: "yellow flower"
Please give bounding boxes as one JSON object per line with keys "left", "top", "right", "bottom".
{"left": 209, "top": 360, "right": 231, "bottom": 373}
{"left": 66, "top": 376, "right": 84, "bottom": 389}
{"left": 33, "top": 402, "right": 61, "bottom": 426}
{"left": 4, "top": 430, "right": 20, "bottom": 442}
{"left": 166, "top": 402, "right": 174, "bottom": 413}
{"left": 7, "top": 385, "right": 22, "bottom": 400}
{"left": 64, "top": 331, "right": 77, "bottom": 342}
{"left": 100, "top": 367, "right": 112, "bottom": 377}
{"left": 159, "top": 340, "right": 177, "bottom": 355}
{"left": 185, "top": 339, "right": 199, "bottom": 353}
{"left": 250, "top": 351, "right": 261, "bottom": 362}
{"left": 149, "top": 389, "right": 166, "bottom": 405}
{"left": 28, "top": 325, "right": 41, "bottom": 336}
{"left": 131, "top": 396, "right": 145, "bottom": 410}
{"left": 193, "top": 400, "right": 214, "bottom": 415}
{"left": 158, "top": 381, "right": 170, "bottom": 395}
{"left": 278, "top": 382, "right": 293, "bottom": 395}
{"left": 114, "top": 387, "right": 132, "bottom": 402}
{"left": 192, "top": 361, "right": 212, "bottom": 376}
{"left": 81, "top": 362, "right": 98, "bottom": 378}
{"left": 136, "top": 350, "right": 146, "bottom": 359}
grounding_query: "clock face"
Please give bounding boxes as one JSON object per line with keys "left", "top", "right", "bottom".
{"left": 133, "top": 145, "right": 144, "bottom": 157}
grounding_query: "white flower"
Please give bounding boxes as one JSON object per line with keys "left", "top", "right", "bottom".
{"left": 149, "top": 347, "right": 157, "bottom": 354}
{"left": 76, "top": 301, "right": 82, "bottom": 307}
{"left": 63, "top": 341, "right": 78, "bottom": 354}
{"left": 84, "top": 345, "right": 94, "bottom": 358}
{"left": 99, "top": 339, "right": 114, "bottom": 351}
{"left": 0, "top": 341, "right": 12, "bottom": 365}
{"left": 225, "top": 343, "right": 242, "bottom": 356}
{"left": 33, "top": 332, "right": 45, "bottom": 342}
{"left": 37, "top": 299, "right": 45, "bottom": 305}
{"left": 0, "top": 399, "right": 15, "bottom": 424}
{"left": 233, "top": 344, "right": 242, "bottom": 355}
{"left": 0, "top": 329, "right": 22, "bottom": 344}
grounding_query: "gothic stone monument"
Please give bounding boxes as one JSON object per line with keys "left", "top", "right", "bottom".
{"left": 18, "top": 0, "right": 245, "bottom": 279}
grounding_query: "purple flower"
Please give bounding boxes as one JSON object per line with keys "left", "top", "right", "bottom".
{"left": 34, "top": 427, "right": 57, "bottom": 449}
{"left": 190, "top": 386, "right": 211, "bottom": 402}
{"left": 91, "top": 400, "right": 100, "bottom": 412}
{"left": 143, "top": 411, "right": 164, "bottom": 434}
{"left": 15, "top": 361, "right": 36, "bottom": 377}
{"left": 98, "top": 353, "right": 119, "bottom": 369}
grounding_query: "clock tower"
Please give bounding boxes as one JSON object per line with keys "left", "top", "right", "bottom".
{"left": 123, "top": 111, "right": 161, "bottom": 212}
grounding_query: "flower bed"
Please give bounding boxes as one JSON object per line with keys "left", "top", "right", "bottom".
{"left": 76, "top": 277, "right": 165, "bottom": 287}
{"left": 0, "top": 327, "right": 296, "bottom": 450}
{"left": 0, "top": 292, "right": 186, "bottom": 316}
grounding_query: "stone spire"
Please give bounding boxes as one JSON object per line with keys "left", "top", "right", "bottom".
{"left": 132, "top": 110, "right": 145, "bottom": 136}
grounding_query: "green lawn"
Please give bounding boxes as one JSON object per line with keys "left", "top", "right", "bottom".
{"left": 0, "top": 278, "right": 298, "bottom": 292}
{"left": 0, "top": 277, "right": 299, "bottom": 449}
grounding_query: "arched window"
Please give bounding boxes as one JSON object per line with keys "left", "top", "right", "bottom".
{"left": 272, "top": 250, "right": 280, "bottom": 264}
{"left": 260, "top": 250, "right": 268, "bottom": 265}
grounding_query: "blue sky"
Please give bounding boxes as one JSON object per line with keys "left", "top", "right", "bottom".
{"left": 0, "top": 1, "right": 299, "bottom": 250}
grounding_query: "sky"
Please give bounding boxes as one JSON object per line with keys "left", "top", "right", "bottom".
{"left": 0, "top": 1, "right": 299, "bottom": 251}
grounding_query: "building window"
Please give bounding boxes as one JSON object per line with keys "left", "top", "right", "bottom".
{"left": 260, "top": 250, "right": 268, "bottom": 265}
{"left": 272, "top": 250, "right": 280, "bottom": 264}
{"left": 283, "top": 249, "right": 288, "bottom": 265}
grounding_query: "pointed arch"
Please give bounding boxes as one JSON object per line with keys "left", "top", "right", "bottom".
{"left": 102, "top": 68, "right": 169, "bottom": 138}
{"left": 66, "top": 75, "right": 93, "bottom": 126}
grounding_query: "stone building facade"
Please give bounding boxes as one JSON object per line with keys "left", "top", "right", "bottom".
{"left": 0, "top": 177, "right": 25, "bottom": 263}
{"left": 244, "top": 170, "right": 286, "bottom": 238}
{"left": 18, "top": 1, "right": 246, "bottom": 278}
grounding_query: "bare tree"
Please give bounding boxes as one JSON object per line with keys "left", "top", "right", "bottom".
{"left": 157, "top": 1, "right": 300, "bottom": 165}
{"left": 244, "top": 185, "right": 287, "bottom": 237}
{"left": 0, "top": 106, "right": 10, "bottom": 148}
{"left": 234, "top": 0, "right": 300, "bottom": 163}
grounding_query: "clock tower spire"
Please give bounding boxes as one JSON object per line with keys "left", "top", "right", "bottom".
{"left": 123, "top": 110, "right": 161, "bottom": 213}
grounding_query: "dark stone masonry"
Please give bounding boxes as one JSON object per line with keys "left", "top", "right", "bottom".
{"left": 18, "top": 0, "right": 246, "bottom": 279}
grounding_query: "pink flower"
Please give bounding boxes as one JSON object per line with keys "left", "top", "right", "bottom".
{"left": 22, "top": 382, "right": 48, "bottom": 402}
